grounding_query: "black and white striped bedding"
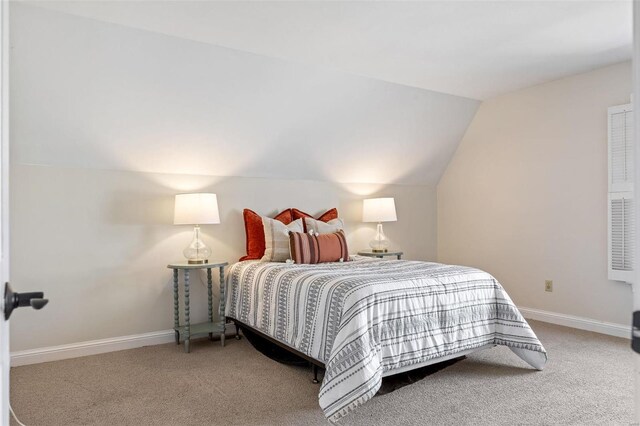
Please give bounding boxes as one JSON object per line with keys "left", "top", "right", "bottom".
{"left": 226, "top": 256, "right": 547, "bottom": 421}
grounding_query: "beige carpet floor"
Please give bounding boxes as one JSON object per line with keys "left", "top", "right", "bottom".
{"left": 9, "top": 320, "right": 634, "bottom": 425}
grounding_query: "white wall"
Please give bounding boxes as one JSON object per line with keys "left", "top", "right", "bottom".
{"left": 438, "top": 61, "right": 633, "bottom": 326}
{"left": 8, "top": 4, "right": 462, "bottom": 351}
{"left": 10, "top": 164, "right": 436, "bottom": 351}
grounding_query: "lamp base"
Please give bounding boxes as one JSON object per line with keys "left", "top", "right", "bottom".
{"left": 369, "top": 223, "right": 390, "bottom": 253}
{"left": 183, "top": 225, "right": 212, "bottom": 265}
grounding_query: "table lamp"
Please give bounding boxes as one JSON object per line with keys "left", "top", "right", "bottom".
{"left": 362, "top": 197, "right": 397, "bottom": 253}
{"left": 174, "top": 193, "right": 220, "bottom": 264}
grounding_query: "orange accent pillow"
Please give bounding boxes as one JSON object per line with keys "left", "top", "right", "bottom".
{"left": 292, "top": 208, "right": 339, "bottom": 232}
{"left": 317, "top": 208, "right": 339, "bottom": 222}
{"left": 240, "top": 209, "right": 293, "bottom": 261}
{"left": 289, "top": 230, "right": 349, "bottom": 264}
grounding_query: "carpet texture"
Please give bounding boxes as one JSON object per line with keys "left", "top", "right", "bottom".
{"left": 9, "top": 321, "right": 634, "bottom": 425}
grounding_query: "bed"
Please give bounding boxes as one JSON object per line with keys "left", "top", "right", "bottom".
{"left": 225, "top": 256, "right": 547, "bottom": 421}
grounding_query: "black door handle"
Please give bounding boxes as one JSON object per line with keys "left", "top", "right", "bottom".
{"left": 3, "top": 282, "right": 48, "bottom": 320}
{"left": 30, "top": 298, "right": 48, "bottom": 310}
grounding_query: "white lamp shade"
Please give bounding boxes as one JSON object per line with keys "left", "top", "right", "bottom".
{"left": 174, "top": 193, "right": 220, "bottom": 225}
{"left": 362, "top": 197, "right": 397, "bottom": 223}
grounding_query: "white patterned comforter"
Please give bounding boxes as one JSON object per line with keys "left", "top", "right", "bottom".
{"left": 226, "top": 257, "right": 547, "bottom": 421}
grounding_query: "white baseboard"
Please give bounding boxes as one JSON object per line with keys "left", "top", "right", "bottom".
{"left": 10, "top": 329, "right": 175, "bottom": 367}
{"left": 518, "top": 306, "right": 631, "bottom": 339}
{"left": 10, "top": 308, "right": 631, "bottom": 367}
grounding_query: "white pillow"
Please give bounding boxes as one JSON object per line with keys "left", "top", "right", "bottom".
{"left": 304, "top": 217, "right": 344, "bottom": 234}
{"left": 261, "top": 218, "right": 304, "bottom": 262}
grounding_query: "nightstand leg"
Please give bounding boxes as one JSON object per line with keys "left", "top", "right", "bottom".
{"left": 173, "top": 269, "right": 180, "bottom": 345}
{"left": 184, "top": 270, "right": 191, "bottom": 353}
{"left": 219, "top": 266, "right": 225, "bottom": 347}
{"left": 207, "top": 268, "right": 213, "bottom": 341}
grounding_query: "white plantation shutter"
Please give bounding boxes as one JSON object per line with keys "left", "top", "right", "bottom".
{"left": 608, "top": 103, "right": 634, "bottom": 282}
{"left": 609, "top": 193, "right": 634, "bottom": 281}
{"left": 610, "top": 107, "right": 634, "bottom": 192}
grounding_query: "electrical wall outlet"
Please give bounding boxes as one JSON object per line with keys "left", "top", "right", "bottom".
{"left": 545, "top": 280, "right": 553, "bottom": 292}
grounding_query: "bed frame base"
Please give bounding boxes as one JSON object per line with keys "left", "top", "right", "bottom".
{"left": 229, "top": 318, "right": 325, "bottom": 383}
{"left": 228, "top": 317, "right": 495, "bottom": 384}
{"left": 233, "top": 321, "right": 242, "bottom": 340}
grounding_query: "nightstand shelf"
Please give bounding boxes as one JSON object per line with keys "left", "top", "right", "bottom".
{"left": 357, "top": 250, "right": 403, "bottom": 260}
{"left": 175, "top": 322, "right": 225, "bottom": 337}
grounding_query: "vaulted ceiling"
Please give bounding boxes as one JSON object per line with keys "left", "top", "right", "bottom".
{"left": 11, "top": 2, "right": 632, "bottom": 186}
{"left": 25, "top": 0, "right": 632, "bottom": 100}
{"left": 12, "top": 4, "right": 480, "bottom": 186}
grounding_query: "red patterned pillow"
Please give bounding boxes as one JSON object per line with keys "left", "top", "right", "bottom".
{"left": 292, "top": 208, "right": 339, "bottom": 232}
{"left": 289, "top": 230, "right": 349, "bottom": 264}
{"left": 240, "top": 209, "right": 293, "bottom": 261}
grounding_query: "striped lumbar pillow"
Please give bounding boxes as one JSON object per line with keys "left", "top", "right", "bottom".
{"left": 289, "top": 230, "right": 349, "bottom": 264}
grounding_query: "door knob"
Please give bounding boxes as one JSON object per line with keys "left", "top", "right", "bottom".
{"left": 3, "top": 282, "right": 49, "bottom": 320}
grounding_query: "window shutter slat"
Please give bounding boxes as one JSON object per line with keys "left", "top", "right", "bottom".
{"left": 610, "top": 196, "right": 634, "bottom": 271}
{"left": 611, "top": 112, "right": 626, "bottom": 186}
{"left": 608, "top": 103, "right": 634, "bottom": 283}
